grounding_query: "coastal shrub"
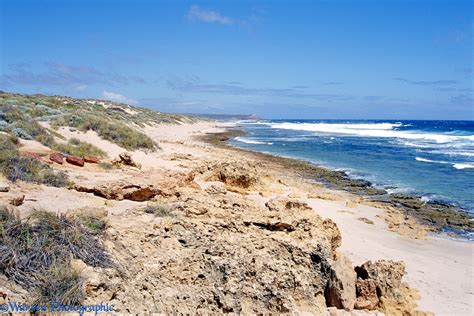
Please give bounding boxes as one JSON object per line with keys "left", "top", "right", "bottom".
{"left": 0, "top": 135, "right": 70, "bottom": 187}
{"left": 1, "top": 156, "right": 44, "bottom": 182}
{"left": 11, "top": 127, "right": 33, "bottom": 140}
{"left": 37, "top": 169, "right": 70, "bottom": 188}
{"left": 0, "top": 156, "right": 70, "bottom": 187}
{"left": 0, "top": 120, "right": 8, "bottom": 130}
{"left": 0, "top": 133, "right": 19, "bottom": 153}
{"left": 76, "top": 214, "right": 107, "bottom": 234}
{"left": 52, "top": 138, "right": 107, "bottom": 158}
{"left": 144, "top": 202, "right": 175, "bottom": 217}
{"left": 35, "top": 261, "right": 84, "bottom": 305}
{"left": 53, "top": 114, "right": 157, "bottom": 151}
{"left": 0, "top": 208, "right": 113, "bottom": 304}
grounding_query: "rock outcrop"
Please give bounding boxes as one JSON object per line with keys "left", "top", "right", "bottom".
{"left": 74, "top": 181, "right": 160, "bottom": 202}
{"left": 354, "top": 260, "right": 420, "bottom": 315}
{"left": 84, "top": 156, "right": 100, "bottom": 164}
{"left": 112, "top": 152, "right": 141, "bottom": 169}
{"left": 326, "top": 254, "right": 357, "bottom": 310}
{"left": 197, "top": 159, "right": 260, "bottom": 189}
{"left": 66, "top": 155, "right": 85, "bottom": 167}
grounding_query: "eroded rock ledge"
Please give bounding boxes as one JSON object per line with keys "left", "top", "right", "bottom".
{"left": 71, "top": 159, "right": 426, "bottom": 314}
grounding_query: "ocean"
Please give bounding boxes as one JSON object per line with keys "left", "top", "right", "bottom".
{"left": 230, "top": 120, "right": 474, "bottom": 214}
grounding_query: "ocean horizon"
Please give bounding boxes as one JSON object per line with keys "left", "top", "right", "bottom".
{"left": 231, "top": 119, "right": 474, "bottom": 216}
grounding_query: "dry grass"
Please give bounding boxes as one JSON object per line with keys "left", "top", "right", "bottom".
{"left": 144, "top": 202, "right": 176, "bottom": 217}
{"left": 0, "top": 207, "right": 113, "bottom": 304}
{"left": 0, "top": 134, "right": 70, "bottom": 187}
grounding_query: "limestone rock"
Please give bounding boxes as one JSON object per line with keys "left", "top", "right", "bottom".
{"left": 265, "top": 198, "right": 312, "bottom": 212}
{"left": 355, "top": 279, "right": 379, "bottom": 310}
{"left": 112, "top": 152, "right": 141, "bottom": 169}
{"left": 0, "top": 182, "right": 9, "bottom": 192}
{"left": 326, "top": 254, "right": 357, "bottom": 310}
{"left": 199, "top": 159, "right": 259, "bottom": 188}
{"left": 74, "top": 181, "right": 159, "bottom": 202}
{"left": 355, "top": 260, "right": 405, "bottom": 299}
{"left": 354, "top": 260, "right": 421, "bottom": 315}
{"left": 66, "top": 155, "right": 85, "bottom": 167}
{"left": 9, "top": 195, "right": 25, "bottom": 206}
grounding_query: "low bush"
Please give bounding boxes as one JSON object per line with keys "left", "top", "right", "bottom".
{"left": 77, "top": 214, "right": 107, "bottom": 234}
{"left": 0, "top": 134, "right": 69, "bottom": 187}
{"left": 53, "top": 114, "right": 157, "bottom": 151}
{"left": 52, "top": 138, "right": 106, "bottom": 158}
{"left": 0, "top": 208, "right": 113, "bottom": 304}
{"left": 1, "top": 155, "right": 44, "bottom": 182}
{"left": 37, "top": 169, "right": 70, "bottom": 188}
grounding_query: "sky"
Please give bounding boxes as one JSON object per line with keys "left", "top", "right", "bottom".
{"left": 0, "top": 0, "right": 472, "bottom": 119}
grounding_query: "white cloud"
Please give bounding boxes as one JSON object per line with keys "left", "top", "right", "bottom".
{"left": 75, "top": 84, "right": 88, "bottom": 92}
{"left": 187, "top": 5, "right": 233, "bottom": 25}
{"left": 101, "top": 91, "right": 138, "bottom": 105}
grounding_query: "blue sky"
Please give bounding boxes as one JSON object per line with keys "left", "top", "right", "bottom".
{"left": 0, "top": 0, "right": 472, "bottom": 119}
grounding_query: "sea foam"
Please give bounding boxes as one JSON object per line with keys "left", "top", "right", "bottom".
{"left": 269, "top": 122, "right": 474, "bottom": 143}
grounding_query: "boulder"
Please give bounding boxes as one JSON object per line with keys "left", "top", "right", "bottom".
{"left": 112, "top": 152, "right": 141, "bottom": 169}
{"left": 84, "top": 156, "right": 100, "bottom": 164}
{"left": 9, "top": 195, "right": 25, "bottom": 206}
{"left": 49, "top": 152, "right": 64, "bottom": 164}
{"left": 74, "top": 182, "right": 158, "bottom": 202}
{"left": 265, "top": 198, "right": 312, "bottom": 212}
{"left": 0, "top": 182, "right": 9, "bottom": 192}
{"left": 201, "top": 160, "right": 259, "bottom": 188}
{"left": 325, "top": 254, "right": 357, "bottom": 310}
{"left": 355, "top": 260, "right": 405, "bottom": 299}
{"left": 66, "top": 155, "right": 85, "bottom": 167}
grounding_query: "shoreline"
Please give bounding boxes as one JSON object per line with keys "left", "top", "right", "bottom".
{"left": 195, "top": 122, "right": 474, "bottom": 314}
{"left": 198, "top": 128, "right": 474, "bottom": 240}
{"left": 2, "top": 115, "right": 473, "bottom": 314}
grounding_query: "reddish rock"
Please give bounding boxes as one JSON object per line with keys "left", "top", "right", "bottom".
{"left": 66, "top": 155, "right": 85, "bottom": 167}
{"left": 84, "top": 156, "right": 100, "bottom": 164}
{"left": 49, "top": 152, "right": 64, "bottom": 164}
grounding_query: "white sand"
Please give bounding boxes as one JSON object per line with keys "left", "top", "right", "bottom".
{"left": 305, "top": 198, "right": 474, "bottom": 315}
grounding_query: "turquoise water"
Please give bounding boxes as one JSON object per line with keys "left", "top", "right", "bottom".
{"left": 230, "top": 120, "right": 474, "bottom": 214}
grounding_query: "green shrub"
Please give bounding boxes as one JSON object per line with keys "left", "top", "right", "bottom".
{"left": 77, "top": 214, "right": 107, "bottom": 234}
{"left": 1, "top": 156, "right": 44, "bottom": 182}
{"left": 53, "top": 114, "right": 157, "bottom": 151}
{"left": 11, "top": 127, "right": 33, "bottom": 140}
{"left": 37, "top": 169, "right": 70, "bottom": 188}
{"left": 0, "top": 135, "right": 69, "bottom": 187}
{"left": 52, "top": 138, "right": 106, "bottom": 158}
